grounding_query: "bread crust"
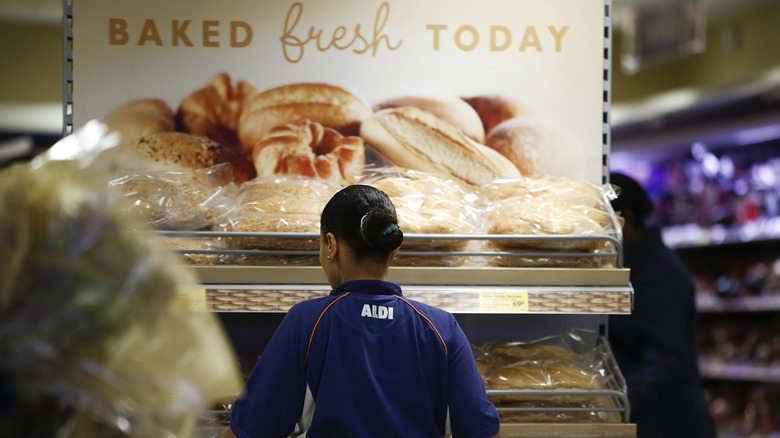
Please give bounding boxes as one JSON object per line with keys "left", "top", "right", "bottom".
{"left": 176, "top": 72, "right": 258, "bottom": 154}
{"left": 485, "top": 117, "right": 585, "bottom": 179}
{"left": 238, "top": 83, "right": 373, "bottom": 151}
{"left": 102, "top": 98, "right": 175, "bottom": 145}
{"left": 360, "top": 107, "right": 519, "bottom": 186}
{"left": 132, "top": 132, "right": 241, "bottom": 171}
{"left": 375, "top": 95, "right": 485, "bottom": 143}
{"left": 251, "top": 119, "right": 365, "bottom": 186}
{"left": 462, "top": 95, "right": 535, "bottom": 135}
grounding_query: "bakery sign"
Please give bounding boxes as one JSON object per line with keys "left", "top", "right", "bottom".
{"left": 71, "top": 0, "right": 610, "bottom": 184}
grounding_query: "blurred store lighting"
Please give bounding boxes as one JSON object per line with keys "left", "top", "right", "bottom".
{"left": 691, "top": 141, "right": 708, "bottom": 160}
{"left": 751, "top": 162, "right": 777, "bottom": 189}
{"left": 733, "top": 124, "right": 780, "bottom": 146}
{"left": 719, "top": 155, "right": 735, "bottom": 180}
{"left": 702, "top": 152, "right": 720, "bottom": 178}
{"left": 0, "top": 103, "right": 61, "bottom": 134}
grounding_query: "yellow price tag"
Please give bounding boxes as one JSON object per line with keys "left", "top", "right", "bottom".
{"left": 174, "top": 287, "right": 208, "bottom": 311}
{"left": 479, "top": 291, "right": 530, "bottom": 312}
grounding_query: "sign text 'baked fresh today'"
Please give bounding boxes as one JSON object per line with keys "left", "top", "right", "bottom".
{"left": 107, "top": 2, "right": 572, "bottom": 63}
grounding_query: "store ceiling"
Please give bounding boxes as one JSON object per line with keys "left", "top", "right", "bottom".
{"left": 0, "top": 0, "right": 777, "bottom": 24}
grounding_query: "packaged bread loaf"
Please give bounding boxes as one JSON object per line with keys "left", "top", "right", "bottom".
{"left": 363, "top": 169, "right": 479, "bottom": 266}
{"left": 108, "top": 163, "right": 237, "bottom": 231}
{"left": 485, "top": 177, "right": 620, "bottom": 256}
{"left": 474, "top": 330, "right": 622, "bottom": 423}
{"left": 218, "top": 176, "right": 340, "bottom": 264}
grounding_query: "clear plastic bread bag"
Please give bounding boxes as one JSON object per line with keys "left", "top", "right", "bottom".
{"left": 359, "top": 167, "right": 481, "bottom": 266}
{"left": 482, "top": 176, "right": 622, "bottom": 268}
{"left": 0, "top": 121, "right": 242, "bottom": 437}
{"left": 474, "top": 329, "right": 622, "bottom": 423}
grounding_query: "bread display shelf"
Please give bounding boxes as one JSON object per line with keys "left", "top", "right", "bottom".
{"left": 166, "top": 231, "right": 632, "bottom": 314}
{"left": 490, "top": 337, "right": 630, "bottom": 421}
{"left": 203, "top": 338, "right": 631, "bottom": 431}
{"left": 499, "top": 423, "right": 636, "bottom": 437}
{"left": 160, "top": 230, "right": 624, "bottom": 266}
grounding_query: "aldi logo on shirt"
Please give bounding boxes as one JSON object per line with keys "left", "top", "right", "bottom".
{"left": 361, "top": 304, "right": 394, "bottom": 320}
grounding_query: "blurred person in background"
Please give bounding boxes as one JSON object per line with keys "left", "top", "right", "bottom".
{"left": 608, "top": 172, "right": 715, "bottom": 437}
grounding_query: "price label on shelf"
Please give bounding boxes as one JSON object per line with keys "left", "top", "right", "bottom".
{"left": 174, "top": 287, "right": 208, "bottom": 311}
{"left": 478, "top": 291, "right": 530, "bottom": 312}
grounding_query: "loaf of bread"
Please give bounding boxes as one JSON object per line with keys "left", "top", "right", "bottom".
{"left": 108, "top": 163, "right": 237, "bottom": 231}
{"left": 176, "top": 72, "right": 258, "bottom": 154}
{"left": 476, "top": 339, "right": 621, "bottom": 423}
{"left": 486, "top": 177, "right": 616, "bottom": 252}
{"left": 461, "top": 94, "right": 535, "bottom": 136}
{"left": 485, "top": 117, "right": 585, "bottom": 179}
{"left": 360, "top": 107, "right": 520, "bottom": 186}
{"left": 375, "top": 94, "right": 486, "bottom": 143}
{"left": 221, "top": 176, "right": 340, "bottom": 252}
{"left": 102, "top": 98, "right": 175, "bottom": 146}
{"left": 238, "top": 82, "right": 373, "bottom": 152}
{"left": 366, "top": 172, "right": 476, "bottom": 251}
{"left": 252, "top": 119, "right": 365, "bottom": 186}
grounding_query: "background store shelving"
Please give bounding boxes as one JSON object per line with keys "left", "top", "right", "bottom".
{"left": 610, "top": 60, "right": 780, "bottom": 438}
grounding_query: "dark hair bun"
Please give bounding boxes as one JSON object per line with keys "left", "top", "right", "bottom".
{"left": 359, "top": 207, "right": 404, "bottom": 252}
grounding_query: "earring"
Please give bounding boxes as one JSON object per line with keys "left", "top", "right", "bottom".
{"left": 327, "top": 255, "right": 331, "bottom": 260}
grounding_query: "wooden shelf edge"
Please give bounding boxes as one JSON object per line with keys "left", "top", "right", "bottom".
{"left": 191, "top": 265, "right": 631, "bottom": 287}
{"left": 500, "top": 422, "right": 636, "bottom": 437}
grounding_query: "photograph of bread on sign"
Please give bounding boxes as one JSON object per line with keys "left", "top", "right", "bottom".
{"left": 72, "top": 0, "right": 618, "bottom": 268}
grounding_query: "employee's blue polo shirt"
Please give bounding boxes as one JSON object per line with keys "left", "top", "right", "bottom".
{"left": 231, "top": 279, "right": 499, "bottom": 437}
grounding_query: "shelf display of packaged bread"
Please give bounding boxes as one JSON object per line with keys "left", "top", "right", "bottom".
{"left": 163, "top": 231, "right": 632, "bottom": 315}
{"left": 199, "top": 333, "right": 634, "bottom": 432}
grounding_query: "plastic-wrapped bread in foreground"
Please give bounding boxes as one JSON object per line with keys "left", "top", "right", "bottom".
{"left": 474, "top": 330, "right": 622, "bottom": 424}
{"left": 363, "top": 169, "right": 479, "bottom": 266}
{"left": 108, "top": 162, "right": 238, "bottom": 231}
{"left": 0, "top": 128, "right": 241, "bottom": 438}
{"left": 484, "top": 177, "right": 620, "bottom": 266}
{"left": 217, "top": 175, "right": 340, "bottom": 265}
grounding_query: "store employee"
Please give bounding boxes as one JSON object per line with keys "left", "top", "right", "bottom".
{"left": 218, "top": 185, "right": 500, "bottom": 438}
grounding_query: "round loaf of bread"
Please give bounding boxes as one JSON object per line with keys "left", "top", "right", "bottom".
{"left": 131, "top": 132, "right": 243, "bottom": 172}
{"left": 223, "top": 176, "right": 338, "bottom": 251}
{"left": 109, "top": 170, "right": 232, "bottom": 230}
{"left": 360, "top": 107, "right": 520, "bottom": 186}
{"left": 252, "top": 119, "right": 365, "bottom": 186}
{"left": 375, "top": 94, "right": 485, "bottom": 143}
{"left": 95, "top": 131, "right": 246, "bottom": 181}
{"left": 487, "top": 177, "right": 613, "bottom": 251}
{"left": 462, "top": 94, "right": 535, "bottom": 136}
{"left": 102, "top": 98, "right": 175, "bottom": 145}
{"left": 227, "top": 213, "right": 321, "bottom": 250}
{"left": 238, "top": 83, "right": 373, "bottom": 151}
{"left": 176, "top": 72, "right": 258, "bottom": 154}
{"left": 367, "top": 173, "right": 476, "bottom": 252}
{"left": 485, "top": 117, "right": 585, "bottom": 179}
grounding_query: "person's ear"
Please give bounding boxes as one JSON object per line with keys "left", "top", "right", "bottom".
{"left": 389, "top": 247, "right": 400, "bottom": 261}
{"left": 326, "top": 232, "right": 338, "bottom": 258}
{"left": 621, "top": 209, "right": 637, "bottom": 229}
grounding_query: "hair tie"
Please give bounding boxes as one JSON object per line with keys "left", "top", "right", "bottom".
{"left": 382, "top": 223, "right": 399, "bottom": 236}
